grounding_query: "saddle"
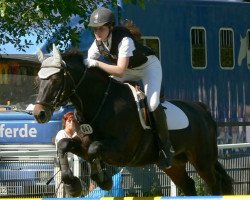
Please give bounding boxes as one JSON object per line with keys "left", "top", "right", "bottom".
{"left": 126, "top": 83, "right": 189, "bottom": 131}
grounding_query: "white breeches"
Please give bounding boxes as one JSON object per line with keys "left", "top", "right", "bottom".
{"left": 114, "top": 55, "right": 162, "bottom": 112}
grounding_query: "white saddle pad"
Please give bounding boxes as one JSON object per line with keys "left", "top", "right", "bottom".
{"left": 162, "top": 101, "right": 189, "bottom": 130}
{"left": 125, "top": 83, "right": 189, "bottom": 130}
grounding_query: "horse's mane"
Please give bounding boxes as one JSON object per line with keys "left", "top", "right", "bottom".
{"left": 62, "top": 48, "right": 86, "bottom": 62}
{"left": 59, "top": 45, "right": 136, "bottom": 88}
{"left": 62, "top": 48, "right": 114, "bottom": 81}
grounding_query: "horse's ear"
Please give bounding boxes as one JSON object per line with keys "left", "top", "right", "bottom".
{"left": 53, "top": 44, "right": 62, "bottom": 63}
{"left": 37, "top": 48, "right": 45, "bottom": 63}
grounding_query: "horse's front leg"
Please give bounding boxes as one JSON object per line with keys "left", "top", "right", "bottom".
{"left": 57, "top": 138, "right": 85, "bottom": 197}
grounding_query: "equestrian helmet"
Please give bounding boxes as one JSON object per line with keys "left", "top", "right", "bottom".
{"left": 88, "top": 7, "right": 115, "bottom": 27}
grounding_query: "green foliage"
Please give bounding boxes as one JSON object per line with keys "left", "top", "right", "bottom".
{"left": 195, "top": 176, "right": 207, "bottom": 195}
{"left": 145, "top": 181, "right": 163, "bottom": 196}
{"left": 178, "top": 176, "right": 208, "bottom": 196}
{"left": 0, "top": 0, "right": 144, "bottom": 52}
{"left": 123, "top": 0, "right": 145, "bottom": 8}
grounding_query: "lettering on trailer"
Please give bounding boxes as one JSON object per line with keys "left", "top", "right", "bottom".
{"left": 0, "top": 124, "right": 37, "bottom": 138}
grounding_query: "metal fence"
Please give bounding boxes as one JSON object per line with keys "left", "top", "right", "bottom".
{"left": 0, "top": 144, "right": 250, "bottom": 198}
{"left": 0, "top": 145, "right": 57, "bottom": 198}
{"left": 0, "top": 159, "right": 56, "bottom": 198}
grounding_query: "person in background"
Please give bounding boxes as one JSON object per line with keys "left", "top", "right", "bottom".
{"left": 84, "top": 7, "right": 173, "bottom": 169}
{"left": 55, "top": 111, "right": 78, "bottom": 149}
{"left": 54, "top": 111, "right": 78, "bottom": 197}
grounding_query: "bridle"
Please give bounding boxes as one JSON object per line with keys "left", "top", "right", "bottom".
{"left": 35, "top": 62, "right": 112, "bottom": 126}
{"left": 35, "top": 63, "right": 87, "bottom": 113}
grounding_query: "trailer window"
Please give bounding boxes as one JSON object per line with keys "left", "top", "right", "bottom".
{"left": 219, "top": 28, "right": 234, "bottom": 69}
{"left": 190, "top": 27, "right": 207, "bottom": 68}
{"left": 0, "top": 61, "right": 39, "bottom": 111}
{"left": 140, "top": 37, "right": 161, "bottom": 60}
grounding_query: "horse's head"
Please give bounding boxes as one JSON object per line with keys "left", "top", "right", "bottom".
{"left": 33, "top": 44, "right": 71, "bottom": 123}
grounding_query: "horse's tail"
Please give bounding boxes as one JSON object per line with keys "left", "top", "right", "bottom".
{"left": 215, "top": 161, "right": 234, "bottom": 195}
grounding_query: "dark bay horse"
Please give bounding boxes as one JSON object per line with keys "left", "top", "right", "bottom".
{"left": 33, "top": 45, "right": 233, "bottom": 197}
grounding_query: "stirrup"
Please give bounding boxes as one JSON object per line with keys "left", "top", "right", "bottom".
{"left": 170, "top": 146, "right": 175, "bottom": 153}
{"left": 159, "top": 150, "right": 172, "bottom": 169}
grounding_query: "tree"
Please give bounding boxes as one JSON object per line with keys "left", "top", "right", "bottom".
{"left": 0, "top": 0, "right": 132, "bottom": 52}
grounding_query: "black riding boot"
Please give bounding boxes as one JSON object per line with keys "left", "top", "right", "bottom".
{"left": 152, "top": 105, "right": 174, "bottom": 169}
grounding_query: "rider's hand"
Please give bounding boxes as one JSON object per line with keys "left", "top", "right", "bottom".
{"left": 84, "top": 58, "right": 98, "bottom": 68}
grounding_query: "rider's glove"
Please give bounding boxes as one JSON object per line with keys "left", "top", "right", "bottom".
{"left": 84, "top": 58, "right": 98, "bottom": 68}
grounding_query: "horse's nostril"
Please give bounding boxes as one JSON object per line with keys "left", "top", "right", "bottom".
{"left": 39, "top": 111, "right": 46, "bottom": 121}
{"left": 33, "top": 105, "right": 52, "bottom": 123}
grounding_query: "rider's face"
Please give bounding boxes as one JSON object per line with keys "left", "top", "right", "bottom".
{"left": 93, "top": 25, "right": 110, "bottom": 42}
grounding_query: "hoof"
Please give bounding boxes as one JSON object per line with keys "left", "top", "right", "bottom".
{"left": 64, "top": 176, "right": 82, "bottom": 197}
{"left": 92, "top": 172, "right": 113, "bottom": 191}
{"left": 98, "top": 176, "right": 113, "bottom": 191}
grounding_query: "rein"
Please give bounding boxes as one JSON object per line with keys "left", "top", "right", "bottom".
{"left": 89, "top": 76, "right": 111, "bottom": 125}
{"left": 62, "top": 66, "right": 112, "bottom": 127}
{"left": 57, "top": 65, "right": 88, "bottom": 111}
{"left": 65, "top": 66, "right": 112, "bottom": 134}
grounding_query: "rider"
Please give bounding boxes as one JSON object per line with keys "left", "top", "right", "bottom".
{"left": 84, "top": 7, "right": 173, "bottom": 169}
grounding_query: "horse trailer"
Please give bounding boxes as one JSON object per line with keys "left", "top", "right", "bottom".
{"left": 119, "top": 0, "right": 250, "bottom": 146}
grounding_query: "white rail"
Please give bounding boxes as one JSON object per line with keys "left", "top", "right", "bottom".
{"left": 0, "top": 143, "right": 249, "bottom": 157}
{"left": 0, "top": 144, "right": 55, "bottom": 150}
{"left": 0, "top": 144, "right": 56, "bottom": 157}
{"left": 217, "top": 143, "right": 250, "bottom": 149}
{"left": 0, "top": 149, "right": 56, "bottom": 156}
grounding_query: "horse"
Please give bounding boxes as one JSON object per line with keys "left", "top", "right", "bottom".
{"left": 33, "top": 44, "right": 233, "bottom": 197}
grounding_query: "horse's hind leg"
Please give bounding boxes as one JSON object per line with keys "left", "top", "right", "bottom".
{"left": 89, "top": 158, "right": 113, "bottom": 190}
{"left": 214, "top": 161, "right": 234, "bottom": 194}
{"left": 164, "top": 164, "right": 197, "bottom": 195}
{"left": 88, "top": 140, "right": 116, "bottom": 190}
{"left": 192, "top": 159, "right": 223, "bottom": 195}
